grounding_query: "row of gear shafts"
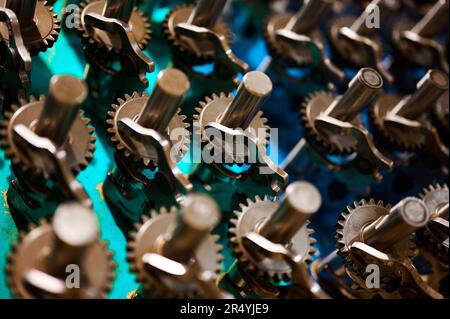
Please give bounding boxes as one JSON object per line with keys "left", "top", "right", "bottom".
{"left": 0, "top": 0, "right": 448, "bottom": 299}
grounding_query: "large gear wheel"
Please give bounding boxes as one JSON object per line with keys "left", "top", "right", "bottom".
{"left": 300, "top": 91, "right": 361, "bottom": 155}
{"left": 79, "top": 0, "right": 151, "bottom": 51}
{"left": 193, "top": 92, "right": 270, "bottom": 146}
{"left": 162, "top": 4, "right": 232, "bottom": 63}
{"left": 0, "top": 96, "right": 96, "bottom": 174}
{"left": 335, "top": 199, "right": 415, "bottom": 259}
{"left": 371, "top": 93, "right": 427, "bottom": 151}
{"left": 263, "top": 13, "right": 319, "bottom": 67}
{"left": 127, "top": 207, "right": 223, "bottom": 298}
{"left": 106, "top": 92, "right": 190, "bottom": 168}
{"left": 0, "top": 0, "right": 60, "bottom": 55}
{"left": 228, "top": 195, "right": 317, "bottom": 282}
{"left": 6, "top": 219, "right": 115, "bottom": 299}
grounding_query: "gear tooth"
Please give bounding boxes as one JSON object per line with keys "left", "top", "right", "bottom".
{"left": 246, "top": 197, "right": 254, "bottom": 206}
{"left": 369, "top": 198, "right": 376, "bottom": 205}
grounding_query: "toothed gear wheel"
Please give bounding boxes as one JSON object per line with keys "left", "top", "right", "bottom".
{"left": 371, "top": 93, "right": 427, "bottom": 150}
{"left": 127, "top": 207, "right": 223, "bottom": 298}
{"left": 0, "top": 0, "right": 60, "bottom": 55}
{"left": 417, "top": 184, "right": 449, "bottom": 259}
{"left": 0, "top": 96, "right": 96, "bottom": 174}
{"left": 79, "top": 0, "right": 151, "bottom": 51}
{"left": 329, "top": 16, "right": 382, "bottom": 67}
{"left": 335, "top": 199, "right": 415, "bottom": 259}
{"left": 228, "top": 195, "right": 317, "bottom": 282}
{"left": 162, "top": 5, "right": 232, "bottom": 63}
{"left": 193, "top": 92, "right": 270, "bottom": 158}
{"left": 6, "top": 219, "right": 116, "bottom": 299}
{"left": 106, "top": 92, "right": 190, "bottom": 167}
{"left": 300, "top": 91, "right": 361, "bottom": 154}
{"left": 264, "top": 13, "right": 320, "bottom": 67}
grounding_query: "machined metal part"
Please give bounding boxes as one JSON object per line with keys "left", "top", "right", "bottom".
{"left": 80, "top": 0, "right": 151, "bottom": 50}
{"left": 127, "top": 194, "right": 223, "bottom": 298}
{"left": 107, "top": 68, "right": 190, "bottom": 167}
{"left": 264, "top": 0, "right": 344, "bottom": 80}
{"left": 0, "top": 75, "right": 96, "bottom": 174}
{"left": 300, "top": 68, "right": 392, "bottom": 174}
{"left": 163, "top": 2, "right": 230, "bottom": 60}
{"left": 371, "top": 69, "right": 449, "bottom": 157}
{"left": 80, "top": 0, "right": 154, "bottom": 85}
{"left": 0, "top": 7, "right": 32, "bottom": 99}
{"left": 0, "top": 0, "right": 60, "bottom": 55}
{"left": 417, "top": 184, "right": 449, "bottom": 263}
{"left": 6, "top": 202, "right": 115, "bottom": 298}
{"left": 334, "top": 197, "right": 443, "bottom": 298}
{"left": 194, "top": 71, "right": 271, "bottom": 155}
{"left": 392, "top": 0, "right": 449, "bottom": 72}
{"left": 229, "top": 182, "right": 320, "bottom": 281}
{"left": 335, "top": 198, "right": 426, "bottom": 258}
{"left": 329, "top": 0, "right": 399, "bottom": 82}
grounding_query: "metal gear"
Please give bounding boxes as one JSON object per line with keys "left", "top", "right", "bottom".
{"left": 6, "top": 217, "right": 115, "bottom": 299}
{"left": 0, "top": 96, "right": 96, "bottom": 174}
{"left": 263, "top": 13, "right": 316, "bottom": 67}
{"left": 0, "top": 0, "right": 60, "bottom": 55}
{"left": 335, "top": 199, "right": 415, "bottom": 260}
{"left": 417, "top": 184, "right": 449, "bottom": 260}
{"left": 126, "top": 207, "right": 223, "bottom": 298}
{"left": 193, "top": 92, "right": 270, "bottom": 147}
{"left": 162, "top": 4, "right": 232, "bottom": 63}
{"left": 228, "top": 195, "right": 317, "bottom": 282}
{"left": 300, "top": 91, "right": 361, "bottom": 154}
{"left": 106, "top": 92, "right": 190, "bottom": 168}
{"left": 371, "top": 93, "right": 427, "bottom": 150}
{"left": 79, "top": 0, "right": 151, "bottom": 51}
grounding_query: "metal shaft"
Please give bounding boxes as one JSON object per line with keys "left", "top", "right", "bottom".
{"left": 188, "top": 0, "right": 228, "bottom": 29}
{"left": 47, "top": 202, "right": 99, "bottom": 278}
{"left": 325, "top": 68, "right": 383, "bottom": 122}
{"left": 6, "top": 0, "right": 37, "bottom": 29}
{"left": 412, "top": 0, "right": 449, "bottom": 38}
{"left": 258, "top": 182, "right": 321, "bottom": 246}
{"left": 219, "top": 71, "right": 272, "bottom": 130}
{"left": 286, "top": 0, "right": 333, "bottom": 35}
{"left": 103, "top": 0, "right": 135, "bottom": 22}
{"left": 137, "top": 68, "right": 190, "bottom": 133}
{"left": 350, "top": 0, "right": 400, "bottom": 35}
{"left": 392, "top": 69, "right": 449, "bottom": 119}
{"left": 161, "top": 194, "right": 220, "bottom": 264}
{"left": 362, "top": 197, "right": 430, "bottom": 251}
{"left": 34, "top": 75, "right": 88, "bottom": 147}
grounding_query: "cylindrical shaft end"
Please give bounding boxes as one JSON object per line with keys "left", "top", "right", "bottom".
{"left": 35, "top": 75, "right": 88, "bottom": 147}
{"left": 137, "top": 68, "right": 190, "bottom": 133}
{"left": 161, "top": 194, "right": 220, "bottom": 264}
{"left": 258, "top": 182, "right": 322, "bottom": 245}
{"left": 219, "top": 71, "right": 272, "bottom": 130}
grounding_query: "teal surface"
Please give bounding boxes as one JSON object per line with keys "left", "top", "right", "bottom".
{"left": 0, "top": 1, "right": 172, "bottom": 299}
